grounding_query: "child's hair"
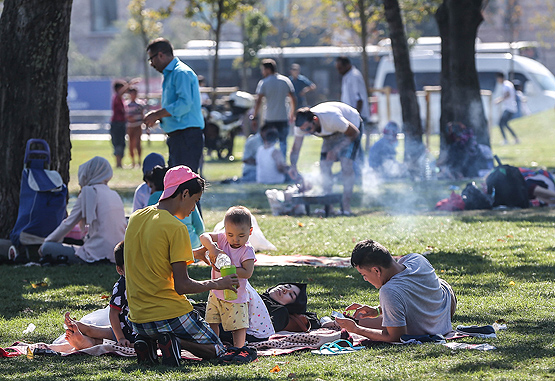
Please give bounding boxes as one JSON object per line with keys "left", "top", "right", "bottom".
{"left": 350, "top": 239, "right": 394, "bottom": 269}
{"left": 144, "top": 165, "right": 168, "bottom": 192}
{"left": 114, "top": 80, "right": 125, "bottom": 91}
{"left": 168, "top": 177, "right": 206, "bottom": 198}
{"left": 114, "top": 241, "right": 124, "bottom": 268}
{"left": 224, "top": 206, "right": 252, "bottom": 227}
{"left": 264, "top": 128, "right": 279, "bottom": 144}
{"left": 128, "top": 87, "right": 138, "bottom": 94}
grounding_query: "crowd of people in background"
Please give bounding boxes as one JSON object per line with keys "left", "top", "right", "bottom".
{"left": 103, "top": 37, "right": 537, "bottom": 218}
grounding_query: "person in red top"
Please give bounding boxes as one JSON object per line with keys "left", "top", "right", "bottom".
{"left": 111, "top": 78, "right": 140, "bottom": 168}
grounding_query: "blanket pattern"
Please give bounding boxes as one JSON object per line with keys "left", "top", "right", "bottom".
{"left": 250, "top": 328, "right": 365, "bottom": 356}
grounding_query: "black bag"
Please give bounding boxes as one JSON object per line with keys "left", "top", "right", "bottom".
{"left": 486, "top": 156, "right": 529, "bottom": 208}
{"left": 462, "top": 182, "right": 493, "bottom": 210}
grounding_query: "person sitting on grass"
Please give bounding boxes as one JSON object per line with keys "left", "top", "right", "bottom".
{"left": 39, "top": 156, "right": 126, "bottom": 265}
{"left": 198, "top": 206, "right": 257, "bottom": 363}
{"left": 335, "top": 239, "right": 456, "bottom": 342}
{"left": 368, "top": 121, "right": 406, "bottom": 178}
{"left": 256, "top": 127, "right": 288, "bottom": 184}
{"left": 64, "top": 241, "right": 135, "bottom": 349}
{"left": 132, "top": 153, "right": 166, "bottom": 212}
{"left": 125, "top": 165, "right": 239, "bottom": 367}
{"left": 146, "top": 165, "right": 205, "bottom": 249}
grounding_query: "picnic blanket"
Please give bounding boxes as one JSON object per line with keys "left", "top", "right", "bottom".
{"left": 191, "top": 253, "right": 353, "bottom": 268}
{"left": 253, "top": 254, "right": 352, "bottom": 267}
{"left": 251, "top": 328, "right": 367, "bottom": 356}
{"left": 1, "top": 328, "right": 480, "bottom": 359}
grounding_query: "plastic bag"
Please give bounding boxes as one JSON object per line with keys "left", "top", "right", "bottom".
{"left": 213, "top": 214, "right": 277, "bottom": 252}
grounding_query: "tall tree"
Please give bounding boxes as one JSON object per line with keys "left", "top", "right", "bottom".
{"left": 186, "top": 0, "right": 257, "bottom": 101}
{"left": 383, "top": 0, "right": 425, "bottom": 166}
{"left": 0, "top": 0, "right": 73, "bottom": 238}
{"left": 436, "top": 0, "right": 490, "bottom": 150}
{"left": 127, "top": 0, "right": 166, "bottom": 100}
{"left": 238, "top": 9, "right": 273, "bottom": 90}
{"left": 337, "top": 0, "right": 380, "bottom": 99}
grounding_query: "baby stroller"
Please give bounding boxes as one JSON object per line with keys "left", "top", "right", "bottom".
{"left": 9, "top": 139, "right": 68, "bottom": 262}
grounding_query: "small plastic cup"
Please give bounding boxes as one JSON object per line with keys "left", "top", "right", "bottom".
{"left": 220, "top": 265, "right": 238, "bottom": 301}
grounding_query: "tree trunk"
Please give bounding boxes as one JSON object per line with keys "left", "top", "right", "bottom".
{"left": 382, "top": 0, "right": 424, "bottom": 167}
{"left": 359, "top": 0, "right": 370, "bottom": 95}
{"left": 0, "top": 0, "right": 73, "bottom": 238}
{"left": 211, "top": 0, "right": 224, "bottom": 105}
{"left": 436, "top": 0, "right": 489, "bottom": 151}
{"left": 240, "top": 12, "right": 249, "bottom": 90}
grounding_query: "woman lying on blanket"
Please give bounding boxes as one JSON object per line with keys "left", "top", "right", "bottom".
{"left": 193, "top": 282, "right": 321, "bottom": 343}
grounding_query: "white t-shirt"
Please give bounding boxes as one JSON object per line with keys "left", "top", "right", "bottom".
{"left": 242, "top": 133, "right": 264, "bottom": 174}
{"left": 256, "top": 144, "right": 286, "bottom": 184}
{"left": 502, "top": 80, "right": 518, "bottom": 113}
{"left": 341, "top": 66, "right": 371, "bottom": 121}
{"left": 132, "top": 182, "right": 151, "bottom": 212}
{"left": 294, "top": 102, "right": 361, "bottom": 137}
{"left": 379, "top": 253, "right": 453, "bottom": 336}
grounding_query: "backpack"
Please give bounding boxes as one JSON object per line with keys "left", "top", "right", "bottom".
{"left": 486, "top": 156, "right": 529, "bottom": 208}
{"left": 462, "top": 182, "right": 493, "bottom": 210}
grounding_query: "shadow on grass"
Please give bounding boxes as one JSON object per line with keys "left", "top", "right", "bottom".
{"left": 0, "top": 264, "right": 122, "bottom": 320}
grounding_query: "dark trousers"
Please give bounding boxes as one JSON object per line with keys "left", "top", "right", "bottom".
{"left": 166, "top": 127, "right": 204, "bottom": 172}
{"left": 499, "top": 110, "right": 518, "bottom": 140}
{"left": 264, "top": 120, "right": 289, "bottom": 159}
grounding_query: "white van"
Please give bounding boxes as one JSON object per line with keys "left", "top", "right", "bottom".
{"left": 373, "top": 52, "right": 555, "bottom": 132}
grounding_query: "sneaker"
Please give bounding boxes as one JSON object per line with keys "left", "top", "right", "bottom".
{"left": 232, "top": 346, "right": 257, "bottom": 364}
{"left": 134, "top": 335, "right": 158, "bottom": 366}
{"left": 218, "top": 346, "right": 239, "bottom": 364}
{"left": 8, "top": 245, "right": 17, "bottom": 261}
{"left": 158, "top": 333, "right": 181, "bottom": 367}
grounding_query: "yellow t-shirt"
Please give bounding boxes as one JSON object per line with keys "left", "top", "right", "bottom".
{"left": 124, "top": 206, "right": 194, "bottom": 323}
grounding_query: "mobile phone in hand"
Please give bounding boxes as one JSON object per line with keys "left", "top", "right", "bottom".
{"left": 331, "top": 311, "right": 344, "bottom": 319}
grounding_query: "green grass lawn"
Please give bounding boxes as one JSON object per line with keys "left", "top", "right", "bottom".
{"left": 1, "top": 113, "right": 555, "bottom": 380}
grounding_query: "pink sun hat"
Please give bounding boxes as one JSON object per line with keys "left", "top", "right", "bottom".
{"left": 159, "top": 165, "right": 200, "bottom": 201}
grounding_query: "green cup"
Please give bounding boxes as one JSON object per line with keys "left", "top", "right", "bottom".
{"left": 220, "top": 265, "right": 238, "bottom": 301}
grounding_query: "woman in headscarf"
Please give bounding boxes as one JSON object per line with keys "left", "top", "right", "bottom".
{"left": 39, "top": 156, "right": 126, "bottom": 264}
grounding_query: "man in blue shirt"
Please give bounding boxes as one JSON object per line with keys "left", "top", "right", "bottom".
{"left": 288, "top": 63, "right": 316, "bottom": 108}
{"left": 144, "top": 38, "right": 204, "bottom": 171}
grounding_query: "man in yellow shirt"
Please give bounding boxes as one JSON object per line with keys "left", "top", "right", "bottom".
{"left": 125, "top": 166, "right": 239, "bottom": 366}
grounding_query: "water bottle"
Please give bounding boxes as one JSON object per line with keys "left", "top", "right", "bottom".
{"left": 214, "top": 253, "right": 231, "bottom": 270}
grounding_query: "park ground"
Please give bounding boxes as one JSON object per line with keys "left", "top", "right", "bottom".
{"left": 1, "top": 112, "right": 555, "bottom": 380}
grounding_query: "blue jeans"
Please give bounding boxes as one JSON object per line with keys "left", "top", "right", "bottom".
{"left": 264, "top": 121, "right": 289, "bottom": 159}
{"left": 166, "top": 127, "right": 204, "bottom": 171}
{"left": 498, "top": 110, "right": 517, "bottom": 140}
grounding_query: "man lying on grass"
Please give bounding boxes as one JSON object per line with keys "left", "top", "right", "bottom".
{"left": 335, "top": 239, "right": 456, "bottom": 342}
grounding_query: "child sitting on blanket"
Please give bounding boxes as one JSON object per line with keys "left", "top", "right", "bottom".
{"left": 64, "top": 241, "right": 136, "bottom": 349}
{"left": 199, "top": 206, "right": 257, "bottom": 362}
